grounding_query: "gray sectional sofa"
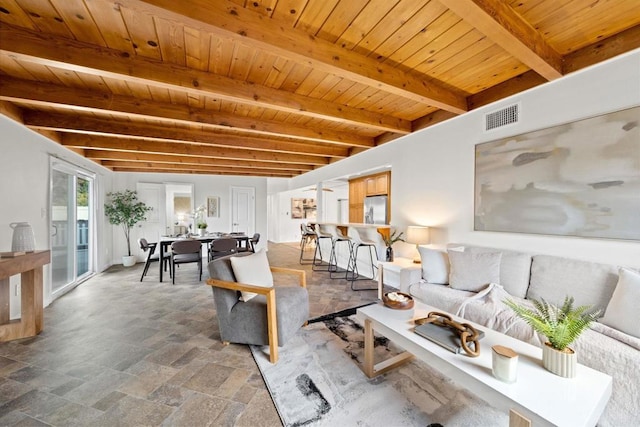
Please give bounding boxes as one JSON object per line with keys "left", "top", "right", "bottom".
{"left": 408, "top": 244, "right": 639, "bottom": 427}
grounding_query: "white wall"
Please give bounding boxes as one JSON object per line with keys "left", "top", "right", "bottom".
{"left": 111, "top": 172, "right": 269, "bottom": 262}
{"left": 0, "top": 115, "right": 113, "bottom": 318}
{"left": 288, "top": 50, "right": 640, "bottom": 267}
{"left": 269, "top": 184, "right": 348, "bottom": 243}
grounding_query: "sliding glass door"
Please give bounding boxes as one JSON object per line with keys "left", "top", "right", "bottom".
{"left": 51, "top": 159, "right": 94, "bottom": 296}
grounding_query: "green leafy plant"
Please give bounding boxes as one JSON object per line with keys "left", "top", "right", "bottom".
{"left": 104, "top": 190, "right": 152, "bottom": 256}
{"left": 383, "top": 229, "right": 405, "bottom": 247}
{"left": 504, "top": 296, "right": 601, "bottom": 351}
{"left": 194, "top": 205, "right": 207, "bottom": 229}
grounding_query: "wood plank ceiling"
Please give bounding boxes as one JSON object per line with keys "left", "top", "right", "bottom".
{"left": 1, "top": 0, "right": 639, "bottom": 177}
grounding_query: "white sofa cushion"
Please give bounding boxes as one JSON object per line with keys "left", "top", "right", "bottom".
{"left": 527, "top": 255, "right": 618, "bottom": 312}
{"left": 600, "top": 268, "right": 640, "bottom": 338}
{"left": 230, "top": 249, "right": 274, "bottom": 302}
{"left": 448, "top": 250, "right": 501, "bottom": 292}
{"left": 465, "top": 246, "right": 532, "bottom": 298}
{"left": 418, "top": 247, "right": 450, "bottom": 284}
{"left": 409, "top": 282, "right": 476, "bottom": 313}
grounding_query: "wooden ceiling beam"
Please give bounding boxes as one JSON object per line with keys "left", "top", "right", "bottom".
{"left": 109, "top": 167, "right": 294, "bottom": 177}
{"left": 58, "top": 133, "right": 329, "bottom": 165}
{"left": 468, "top": 70, "right": 547, "bottom": 110}
{"left": 22, "top": 111, "right": 348, "bottom": 158}
{"left": 125, "top": 0, "right": 468, "bottom": 114}
{"left": 0, "top": 100, "right": 23, "bottom": 123}
{"left": 0, "top": 76, "right": 373, "bottom": 148}
{"left": 101, "top": 161, "right": 299, "bottom": 176}
{"left": 438, "top": 0, "right": 563, "bottom": 80}
{"left": 468, "top": 26, "right": 640, "bottom": 110}
{"left": 83, "top": 150, "right": 315, "bottom": 171}
{"left": 563, "top": 24, "right": 640, "bottom": 74}
{"left": 0, "top": 22, "right": 410, "bottom": 134}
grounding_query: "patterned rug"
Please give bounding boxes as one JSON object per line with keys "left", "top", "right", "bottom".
{"left": 250, "top": 312, "right": 507, "bottom": 426}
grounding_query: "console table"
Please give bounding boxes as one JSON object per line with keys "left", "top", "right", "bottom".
{"left": 357, "top": 301, "right": 612, "bottom": 427}
{"left": 0, "top": 250, "right": 50, "bottom": 342}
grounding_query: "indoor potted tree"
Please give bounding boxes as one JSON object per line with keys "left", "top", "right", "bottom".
{"left": 104, "top": 190, "right": 152, "bottom": 267}
{"left": 504, "top": 296, "right": 600, "bottom": 378}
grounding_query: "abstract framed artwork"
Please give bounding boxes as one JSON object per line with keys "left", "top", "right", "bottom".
{"left": 291, "top": 198, "right": 316, "bottom": 220}
{"left": 207, "top": 196, "right": 220, "bottom": 218}
{"left": 474, "top": 106, "right": 640, "bottom": 240}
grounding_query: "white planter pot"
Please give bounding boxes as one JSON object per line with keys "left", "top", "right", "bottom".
{"left": 542, "top": 342, "right": 576, "bottom": 378}
{"left": 198, "top": 228, "right": 206, "bottom": 236}
{"left": 122, "top": 255, "right": 137, "bottom": 267}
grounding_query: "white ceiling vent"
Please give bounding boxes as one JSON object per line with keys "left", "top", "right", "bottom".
{"left": 485, "top": 103, "right": 519, "bottom": 131}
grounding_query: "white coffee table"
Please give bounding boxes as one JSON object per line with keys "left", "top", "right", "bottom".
{"left": 356, "top": 301, "right": 612, "bottom": 427}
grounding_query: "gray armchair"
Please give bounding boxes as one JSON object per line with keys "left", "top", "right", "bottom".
{"left": 206, "top": 253, "right": 309, "bottom": 363}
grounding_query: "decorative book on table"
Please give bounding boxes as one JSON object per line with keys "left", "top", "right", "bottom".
{"left": 414, "top": 322, "right": 485, "bottom": 354}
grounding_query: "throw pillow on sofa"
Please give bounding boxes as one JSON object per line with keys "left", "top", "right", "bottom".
{"left": 600, "top": 268, "right": 640, "bottom": 338}
{"left": 448, "top": 250, "right": 502, "bottom": 292}
{"left": 230, "top": 249, "right": 274, "bottom": 302}
{"left": 418, "top": 247, "right": 450, "bottom": 284}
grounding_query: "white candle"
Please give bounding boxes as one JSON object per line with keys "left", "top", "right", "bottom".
{"left": 492, "top": 345, "right": 518, "bottom": 383}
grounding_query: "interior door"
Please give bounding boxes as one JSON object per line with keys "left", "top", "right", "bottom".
{"left": 136, "top": 182, "right": 166, "bottom": 243}
{"left": 231, "top": 186, "right": 255, "bottom": 235}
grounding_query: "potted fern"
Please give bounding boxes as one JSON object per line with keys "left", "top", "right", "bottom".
{"left": 504, "top": 296, "right": 600, "bottom": 378}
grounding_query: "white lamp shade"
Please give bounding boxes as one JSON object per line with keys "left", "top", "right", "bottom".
{"left": 406, "top": 226, "right": 430, "bottom": 245}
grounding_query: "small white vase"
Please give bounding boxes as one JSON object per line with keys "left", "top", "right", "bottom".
{"left": 122, "top": 255, "right": 136, "bottom": 267}
{"left": 10, "top": 222, "right": 36, "bottom": 252}
{"left": 198, "top": 228, "right": 206, "bottom": 236}
{"left": 542, "top": 342, "right": 576, "bottom": 378}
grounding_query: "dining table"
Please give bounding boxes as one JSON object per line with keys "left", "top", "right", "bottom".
{"left": 158, "top": 233, "right": 250, "bottom": 282}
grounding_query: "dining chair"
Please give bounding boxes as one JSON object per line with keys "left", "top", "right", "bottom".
{"left": 170, "top": 239, "right": 202, "bottom": 284}
{"left": 208, "top": 237, "right": 238, "bottom": 261}
{"left": 138, "top": 238, "right": 170, "bottom": 282}
{"left": 248, "top": 233, "right": 260, "bottom": 252}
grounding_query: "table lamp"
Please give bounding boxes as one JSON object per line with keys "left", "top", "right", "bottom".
{"left": 406, "top": 226, "right": 430, "bottom": 263}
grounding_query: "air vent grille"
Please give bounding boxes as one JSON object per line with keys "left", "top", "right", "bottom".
{"left": 485, "top": 104, "right": 519, "bottom": 131}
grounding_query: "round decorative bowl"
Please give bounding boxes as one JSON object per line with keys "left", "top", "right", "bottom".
{"left": 382, "top": 292, "right": 414, "bottom": 310}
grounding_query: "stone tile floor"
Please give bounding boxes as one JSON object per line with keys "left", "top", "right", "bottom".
{"left": 0, "top": 242, "right": 379, "bottom": 426}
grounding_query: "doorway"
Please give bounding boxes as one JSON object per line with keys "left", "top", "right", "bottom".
{"left": 231, "top": 186, "right": 255, "bottom": 235}
{"left": 50, "top": 159, "right": 95, "bottom": 297}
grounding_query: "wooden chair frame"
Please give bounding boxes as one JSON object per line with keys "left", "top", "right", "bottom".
{"left": 206, "top": 266, "right": 306, "bottom": 363}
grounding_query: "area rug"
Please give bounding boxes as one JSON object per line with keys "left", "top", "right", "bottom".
{"left": 250, "top": 312, "right": 508, "bottom": 426}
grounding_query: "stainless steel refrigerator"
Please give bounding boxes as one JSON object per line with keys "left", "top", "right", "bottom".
{"left": 364, "top": 195, "right": 387, "bottom": 224}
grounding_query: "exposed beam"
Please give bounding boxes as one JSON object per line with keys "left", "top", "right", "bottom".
{"left": 126, "top": 0, "right": 468, "bottom": 114}
{"left": 109, "top": 167, "right": 293, "bottom": 177}
{"left": 22, "top": 111, "right": 348, "bottom": 158}
{"left": 438, "top": 0, "right": 563, "bottom": 80}
{"left": 58, "top": 134, "right": 329, "bottom": 165}
{"left": 468, "top": 70, "right": 546, "bottom": 110}
{"left": 563, "top": 24, "right": 640, "bottom": 74}
{"left": 0, "top": 100, "right": 23, "bottom": 123}
{"left": 101, "top": 161, "right": 299, "bottom": 176}
{"left": 412, "top": 110, "right": 459, "bottom": 132}
{"left": 83, "top": 150, "right": 315, "bottom": 171}
{"left": 0, "top": 22, "right": 410, "bottom": 134}
{"left": 0, "top": 76, "right": 373, "bottom": 148}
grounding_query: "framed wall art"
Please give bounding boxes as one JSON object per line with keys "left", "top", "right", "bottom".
{"left": 291, "top": 198, "right": 316, "bottom": 220}
{"left": 474, "top": 106, "right": 640, "bottom": 240}
{"left": 207, "top": 196, "right": 220, "bottom": 218}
